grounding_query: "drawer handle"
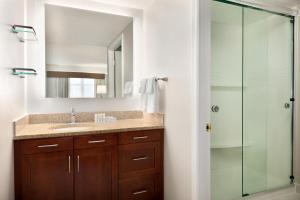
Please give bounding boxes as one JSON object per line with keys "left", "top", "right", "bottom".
{"left": 37, "top": 144, "right": 58, "bottom": 148}
{"left": 133, "top": 136, "right": 148, "bottom": 140}
{"left": 88, "top": 139, "right": 106, "bottom": 144}
{"left": 133, "top": 190, "right": 147, "bottom": 195}
{"left": 68, "top": 155, "right": 71, "bottom": 174}
{"left": 132, "top": 156, "right": 148, "bottom": 161}
{"left": 77, "top": 155, "right": 80, "bottom": 173}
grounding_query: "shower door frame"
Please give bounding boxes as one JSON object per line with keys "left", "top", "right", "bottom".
{"left": 211, "top": 0, "right": 296, "bottom": 197}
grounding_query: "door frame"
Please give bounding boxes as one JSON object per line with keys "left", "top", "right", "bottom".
{"left": 191, "top": 0, "right": 211, "bottom": 199}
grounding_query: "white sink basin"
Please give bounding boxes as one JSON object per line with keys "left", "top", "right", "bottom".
{"left": 51, "top": 124, "right": 92, "bottom": 132}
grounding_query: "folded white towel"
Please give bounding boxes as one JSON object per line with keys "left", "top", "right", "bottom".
{"left": 145, "top": 78, "right": 155, "bottom": 94}
{"left": 139, "top": 79, "right": 147, "bottom": 94}
{"left": 124, "top": 81, "right": 133, "bottom": 95}
{"left": 140, "top": 77, "right": 160, "bottom": 113}
{"left": 146, "top": 83, "right": 159, "bottom": 113}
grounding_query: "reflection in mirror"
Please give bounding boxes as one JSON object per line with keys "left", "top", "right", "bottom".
{"left": 45, "top": 5, "right": 133, "bottom": 98}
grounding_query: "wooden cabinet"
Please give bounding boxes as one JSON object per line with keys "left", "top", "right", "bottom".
{"left": 14, "top": 129, "right": 163, "bottom": 200}
{"left": 119, "top": 174, "right": 159, "bottom": 200}
{"left": 119, "top": 142, "right": 161, "bottom": 179}
{"left": 14, "top": 137, "right": 74, "bottom": 200}
{"left": 74, "top": 134, "right": 117, "bottom": 200}
{"left": 118, "top": 130, "right": 163, "bottom": 200}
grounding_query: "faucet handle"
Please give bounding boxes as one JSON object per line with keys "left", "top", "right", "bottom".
{"left": 70, "top": 108, "right": 76, "bottom": 124}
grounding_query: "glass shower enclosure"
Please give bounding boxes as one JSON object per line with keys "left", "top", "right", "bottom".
{"left": 211, "top": 1, "right": 294, "bottom": 199}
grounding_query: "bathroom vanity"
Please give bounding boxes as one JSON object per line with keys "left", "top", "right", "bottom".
{"left": 13, "top": 112, "right": 164, "bottom": 200}
{"left": 13, "top": 3, "right": 163, "bottom": 198}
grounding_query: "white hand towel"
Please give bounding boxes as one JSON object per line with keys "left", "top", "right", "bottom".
{"left": 145, "top": 78, "right": 155, "bottom": 94}
{"left": 140, "top": 77, "right": 160, "bottom": 113}
{"left": 124, "top": 81, "right": 133, "bottom": 95}
{"left": 139, "top": 79, "right": 147, "bottom": 94}
{"left": 146, "top": 79, "right": 159, "bottom": 113}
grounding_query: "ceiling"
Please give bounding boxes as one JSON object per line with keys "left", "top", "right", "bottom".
{"left": 89, "top": 0, "right": 155, "bottom": 9}
{"left": 45, "top": 4, "right": 133, "bottom": 46}
{"left": 237, "top": 0, "right": 300, "bottom": 10}
{"left": 260, "top": 0, "right": 300, "bottom": 8}
{"left": 88, "top": 0, "right": 300, "bottom": 10}
{"left": 92, "top": 0, "right": 300, "bottom": 10}
{"left": 212, "top": 0, "right": 300, "bottom": 26}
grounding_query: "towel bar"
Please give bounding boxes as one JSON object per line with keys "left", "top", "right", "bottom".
{"left": 155, "top": 77, "right": 168, "bottom": 82}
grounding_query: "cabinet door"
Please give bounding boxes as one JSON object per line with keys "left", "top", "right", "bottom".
{"left": 74, "top": 146, "right": 117, "bottom": 200}
{"left": 22, "top": 151, "right": 73, "bottom": 200}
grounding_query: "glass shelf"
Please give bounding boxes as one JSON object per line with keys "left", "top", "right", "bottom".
{"left": 211, "top": 142, "right": 251, "bottom": 149}
{"left": 11, "top": 25, "right": 37, "bottom": 42}
{"left": 12, "top": 72, "right": 37, "bottom": 76}
{"left": 12, "top": 68, "right": 37, "bottom": 78}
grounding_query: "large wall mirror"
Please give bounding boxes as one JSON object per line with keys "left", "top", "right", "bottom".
{"left": 45, "top": 5, "right": 133, "bottom": 98}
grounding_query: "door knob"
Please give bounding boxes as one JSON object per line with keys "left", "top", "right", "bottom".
{"left": 206, "top": 123, "right": 212, "bottom": 133}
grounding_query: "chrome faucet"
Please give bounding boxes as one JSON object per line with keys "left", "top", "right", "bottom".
{"left": 70, "top": 108, "right": 76, "bottom": 124}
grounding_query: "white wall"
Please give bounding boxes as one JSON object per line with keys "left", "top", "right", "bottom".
{"left": 143, "top": 0, "right": 211, "bottom": 199}
{"left": 143, "top": 0, "right": 195, "bottom": 199}
{"left": 0, "top": 0, "right": 26, "bottom": 199}
{"left": 25, "top": 0, "right": 143, "bottom": 113}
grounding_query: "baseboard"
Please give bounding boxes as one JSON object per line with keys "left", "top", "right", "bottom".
{"left": 295, "top": 183, "right": 300, "bottom": 194}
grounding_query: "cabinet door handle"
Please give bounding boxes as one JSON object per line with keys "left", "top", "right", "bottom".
{"left": 37, "top": 144, "right": 58, "bottom": 148}
{"left": 77, "top": 155, "right": 80, "bottom": 173}
{"left": 68, "top": 155, "right": 71, "bottom": 174}
{"left": 88, "top": 139, "right": 106, "bottom": 144}
{"left": 133, "top": 136, "right": 148, "bottom": 140}
{"left": 133, "top": 190, "right": 147, "bottom": 195}
{"left": 132, "top": 156, "right": 148, "bottom": 161}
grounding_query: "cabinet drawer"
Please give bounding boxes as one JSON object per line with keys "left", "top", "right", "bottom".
{"left": 119, "top": 142, "right": 161, "bottom": 179}
{"left": 118, "top": 130, "right": 163, "bottom": 145}
{"left": 74, "top": 134, "right": 116, "bottom": 149}
{"left": 119, "top": 175, "right": 157, "bottom": 200}
{"left": 20, "top": 137, "right": 73, "bottom": 155}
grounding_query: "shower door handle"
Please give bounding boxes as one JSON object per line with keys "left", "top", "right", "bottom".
{"left": 284, "top": 103, "right": 290, "bottom": 109}
{"left": 211, "top": 105, "right": 220, "bottom": 112}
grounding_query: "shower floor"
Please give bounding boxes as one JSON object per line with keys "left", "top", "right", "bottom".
{"left": 245, "top": 193, "right": 300, "bottom": 200}
{"left": 271, "top": 193, "right": 300, "bottom": 200}
{"left": 244, "top": 186, "right": 300, "bottom": 200}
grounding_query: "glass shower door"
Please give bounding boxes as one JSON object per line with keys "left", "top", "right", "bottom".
{"left": 243, "top": 8, "right": 293, "bottom": 195}
{"left": 211, "top": 1, "right": 294, "bottom": 199}
{"left": 211, "top": 2, "right": 243, "bottom": 200}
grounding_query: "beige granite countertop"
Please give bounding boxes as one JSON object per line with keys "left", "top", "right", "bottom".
{"left": 14, "top": 112, "right": 164, "bottom": 140}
